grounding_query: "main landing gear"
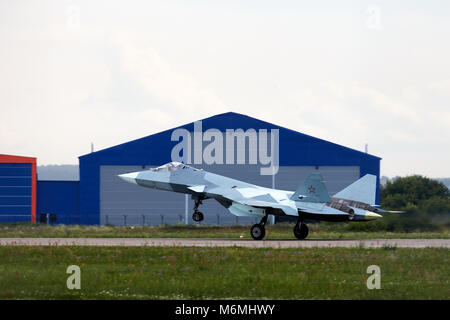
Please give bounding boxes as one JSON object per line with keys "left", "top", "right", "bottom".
{"left": 293, "top": 220, "right": 309, "bottom": 240}
{"left": 249, "top": 216, "right": 309, "bottom": 240}
{"left": 250, "top": 215, "right": 268, "bottom": 240}
{"left": 192, "top": 198, "right": 204, "bottom": 222}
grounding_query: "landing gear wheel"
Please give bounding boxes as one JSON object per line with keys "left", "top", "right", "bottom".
{"left": 250, "top": 224, "right": 266, "bottom": 240}
{"left": 293, "top": 223, "right": 309, "bottom": 240}
{"left": 192, "top": 211, "right": 204, "bottom": 222}
{"left": 348, "top": 209, "right": 355, "bottom": 221}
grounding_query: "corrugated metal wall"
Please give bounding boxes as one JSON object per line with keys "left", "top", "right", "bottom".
{"left": 0, "top": 163, "right": 32, "bottom": 222}
{"left": 101, "top": 166, "right": 184, "bottom": 225}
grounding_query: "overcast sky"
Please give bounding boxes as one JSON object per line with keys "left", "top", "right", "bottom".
{"left": 1, "top": 0, "right": 449, "bottom": 177}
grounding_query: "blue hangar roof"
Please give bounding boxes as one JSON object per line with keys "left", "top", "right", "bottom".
{"left": 79, "top": 111, "right": 381, "bottom": 165}
{"left": 77, "top": 112, "right": 381, "bottom": 224}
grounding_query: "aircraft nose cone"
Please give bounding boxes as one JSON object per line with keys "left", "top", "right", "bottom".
{"left": 364, "top": 211, "right": 382, "bottom": 220}
{"left": 118, "top": 172, "right": 139, "bottom": 185}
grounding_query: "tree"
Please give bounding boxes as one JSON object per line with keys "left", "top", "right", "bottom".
{"left": 381, "top": 175, "right": 450, "bottom": 209}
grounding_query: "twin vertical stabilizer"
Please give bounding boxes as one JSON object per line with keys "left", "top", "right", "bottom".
{"left": 333, "top": 174, "right": 377, "bottom": 205}
{"left": 290, "top": 173, "right": 331, "bottom": 203}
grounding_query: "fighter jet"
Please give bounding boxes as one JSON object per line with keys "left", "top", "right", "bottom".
{"left": 118, "top": 162, "right": 382, "bottom": 240}
{"left": 331, "top": 174, "right": 404, "bottom": 219}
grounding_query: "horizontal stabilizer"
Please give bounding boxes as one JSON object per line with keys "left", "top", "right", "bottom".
{"left": 377, "top": 209, "right": 405, "bottom": 214}
{"left": 334, "top": 174, "right": 377, "bottom": 205}
{"left": 290, "top": 173, "right": 331, "bottom": 203}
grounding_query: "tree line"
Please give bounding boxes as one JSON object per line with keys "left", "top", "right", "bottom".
{"left": 349, "top": 175, "right": 450, "bottom": 232}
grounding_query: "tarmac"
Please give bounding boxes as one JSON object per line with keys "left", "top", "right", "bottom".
{"left": 0, "top": 238, "right": 449, "bottom": 248}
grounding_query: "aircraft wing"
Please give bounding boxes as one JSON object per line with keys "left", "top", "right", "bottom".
{"left": 188, "top": 173, "right": 351, "bottom": 219}
{"left": 202, "top": 185, "right": 300, "bottom": 217}
{"left": 238, "top": 198, "right": 350, "bottom": 217}
{"left": 227, "top": 196, "right": 351, "bottom": 219}
{"left": 208, "top": 185, "right": 349, "bottom": 219}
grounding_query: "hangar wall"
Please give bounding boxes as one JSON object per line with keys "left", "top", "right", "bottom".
{"left": 78, "top": 112, "right": 381, "bottom": 226}
{"left": 37, "top": 181, "right": 80, "bottom": 224}
{"left": 0, "top": 154, "right": 36, "bottom": 223}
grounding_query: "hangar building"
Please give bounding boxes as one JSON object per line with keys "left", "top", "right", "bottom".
{"left": 0, "top": 154, "right": 36, "bottom": 223}
{"left": 64, "top": 112, "right": 381, "bottom": 226}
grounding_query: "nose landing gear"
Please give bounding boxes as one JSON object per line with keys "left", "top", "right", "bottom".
{"left": 192, "top": 198, "right": 204, "bottom": 222}
{"left": 250, "top": 214, "right": 268, "bottom": 240}
{"left": 192, "top": 211, "right": 204, "bottom": 222}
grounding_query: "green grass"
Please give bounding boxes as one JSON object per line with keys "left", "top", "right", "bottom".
{"left": 0, "top": 246, "right": 448, "bottom": 299}
{"left": 0, "top": 222, "right": 448, "bottom": 239}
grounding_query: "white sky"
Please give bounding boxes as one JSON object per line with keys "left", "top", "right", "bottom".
{"left": 0, "top": 0, "right": 449, "bottom": 177}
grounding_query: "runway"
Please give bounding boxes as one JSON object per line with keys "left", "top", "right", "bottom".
{"left": 0, "top": 238, "right": 449, "bottom": 248}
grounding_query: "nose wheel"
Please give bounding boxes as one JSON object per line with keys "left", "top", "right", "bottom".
{"left": 192, "top": 198, "right": 204, "bottom": 222}
{"left": 250, "top": 223, "right": 265, "bottom": 240}
{"left": 192, "top": 211, "right": 204, "bottom": 222}
{"left": 250, "top": 214, "right": 268, "bottom": 240}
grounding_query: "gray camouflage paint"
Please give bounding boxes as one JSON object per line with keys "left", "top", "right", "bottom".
{"left": 119, "top": 162, "right": 379, "bottom": 222}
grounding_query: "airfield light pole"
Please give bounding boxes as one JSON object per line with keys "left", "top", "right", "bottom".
{"left": 185, "top": 194, "right": 189, "bottom": 224}
{"left": 269, "top": 167, "right": 276, "bottom": 225}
